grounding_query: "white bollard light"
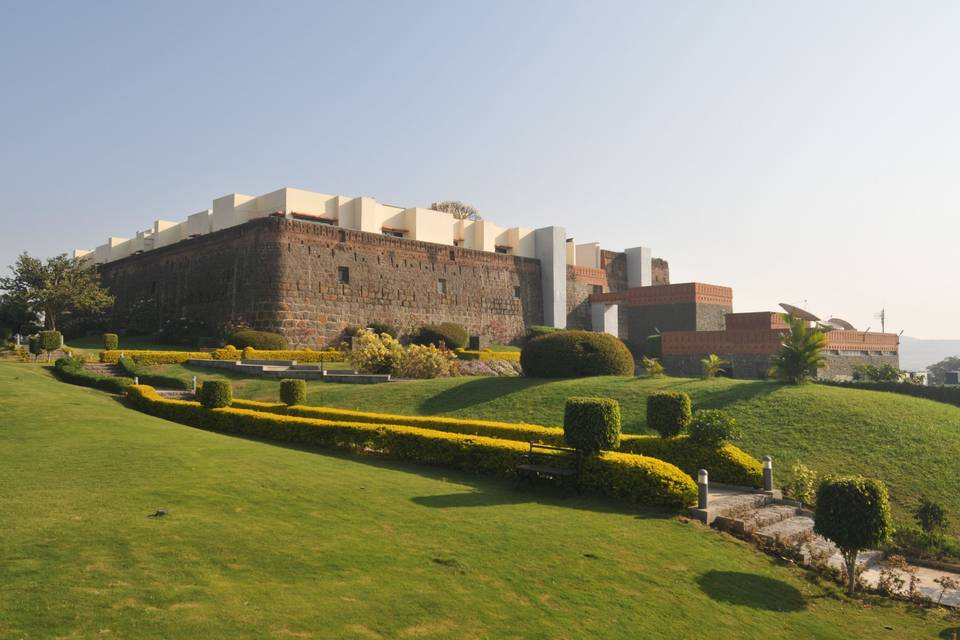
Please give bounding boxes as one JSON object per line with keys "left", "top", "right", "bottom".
{"left": 697, "top": 469, "right": 709, "bottom": 509}
{"left": 763, "top": 456, "right": 774, "bottom": 492}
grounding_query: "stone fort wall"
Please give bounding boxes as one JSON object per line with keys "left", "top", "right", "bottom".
{"left": 100, "top": 217, "right": 543, "bottom": 347}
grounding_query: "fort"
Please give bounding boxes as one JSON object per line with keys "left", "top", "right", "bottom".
{"left": 75, "top": 186, "right": 899, "bottom": 378}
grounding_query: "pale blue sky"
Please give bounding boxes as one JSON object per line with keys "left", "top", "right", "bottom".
{"left": 1, "top": 1, "right": 957, "bottom": 337}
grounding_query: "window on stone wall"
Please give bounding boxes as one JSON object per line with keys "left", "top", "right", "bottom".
{"left": 592, "top": 285, "right": 603, "bottom": 295}
{"left": 382, "top": 229, "right": 405, "bottom": 238}
{"left": 337, "top": 266, "right": 349, "bottom": 284}
{"left": 437, "top": 279, "right": 447, "bottom": 295}
{"left": 514, "top": 286, "right": 522, "bottom": 299}
{"left": 495, "top": 246, "right": 510, "bottom": 254}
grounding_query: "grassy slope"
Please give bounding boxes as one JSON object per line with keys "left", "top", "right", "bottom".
{"left": 234, "top": 375, "right": 960, "bottom": 532}
{"left": 0, "top": 363, "right": 952, "bottom": 639}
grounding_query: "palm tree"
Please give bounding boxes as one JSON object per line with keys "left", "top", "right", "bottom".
{"left": 769, "top": 314, "right": 827, "bottom": 384}
{"left": 701, "top": 354, "right": 729, "bottom": 379}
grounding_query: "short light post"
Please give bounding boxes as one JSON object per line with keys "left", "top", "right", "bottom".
{"left": 698, "top": 469, "right": 709, "bottom": 509}
{"left": 134, "top": 376, "right": 139, "bottom": 385}
{"left": 192, "top": 376, "right": 198, "bottom": 394}
{"left": 120, "top": 351, "right": 124, "bottom": 359}
{"left": 763, "top": 456, "right": 774, "bottom": 492}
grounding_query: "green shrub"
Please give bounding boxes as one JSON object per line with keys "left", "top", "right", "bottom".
{"left": 914, "top": 496, "right": 948, "bottom": 535}
{"left": 127, "top": 385, "right": 697, "bottom": 508}
{"left": 527, "top": 325, "right": 561, "bottom": 340}
{"left": 28, "top": 336, "right": 41, "bottom": 358}
{"left": 53, "top": 357, "right": 133, "bottom": 394}
{"left": 563, "top": 397, "right": 621, "bottom": 454}
{"left": 40, "top": 330, "right": 62, "bottom": 354}
{"left": 0, "top": 326, "right": 12, "bottom": 342}
{"left": 520, "top": 330, "right": 635, "bottom": 378}
{"left": 618, "top": 436, "right": 762, "bottom": 488}
{"left": 117, "top": 357, "right": 191, "bottom": 390}
{"left": 229, "top": 329, "right": 289, "bottom": 350}
{"left": 688, "top": 409, "right": 739, "bottom": 447}
{"left": 199, "top": 380, "right": 233, "bottom": 408}
{"left": 103, "top": 333, "right": 119, "bottom": 350}
{"left": 814, "top": 476, "right": 892, "bottom": 594}
{"left": 785, "top": 462, "right": 818, "bottom": 506}
{"left": 640, "top": 356, "right": 664, "bottom": 377}
{"left": 280, "top": 379, "right": 307, "bottom": 406}
{"left": 410, "top": 323, "right": 468, "bottom": 350}
{"left": 646, "top": 391, "right": 692, "bottom": 437}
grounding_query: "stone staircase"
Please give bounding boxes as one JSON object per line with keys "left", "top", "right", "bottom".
{"left": 84, "top": 362, "right": 124, "bottom": 377}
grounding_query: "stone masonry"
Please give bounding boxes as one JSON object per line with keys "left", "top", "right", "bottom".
{"left": 100, "top": 217, "right": 543, "bottom": 348}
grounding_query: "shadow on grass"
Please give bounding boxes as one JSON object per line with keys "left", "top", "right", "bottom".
{"left": 940, "top": 627, "right": 960, "bottom": 639}
{"left": 418, "top": 376, "right": 552, "bottom": 415}
{"left": 668, "top": 379, "right": 784, "bottom": 410}
{"left": 697, "top": 570, "right": 806, "bottom": 612}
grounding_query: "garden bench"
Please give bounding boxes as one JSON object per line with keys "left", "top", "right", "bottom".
{"left": 515, "top": 443, "right": 581, "bottom": 491}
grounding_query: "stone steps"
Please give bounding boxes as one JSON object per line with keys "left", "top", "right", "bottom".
{"left": 84, "top": 363, "right": 123, "bottom": 376}
{"left": 715, "top": 504, "right": 800, "bottom": 537}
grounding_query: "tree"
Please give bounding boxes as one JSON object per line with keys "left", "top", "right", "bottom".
{"left": 768, "top": 314, "right": 827, "bottom": 384}
{"left": 814, "top": 476, "right": 892, "bottom": 595}
{"left": 914, "top": 496, "right": 948, "bottom": 536}
{"left": 700, "top": 354, "right": 729, "bottom": 379}
{"left": 0, "top": 253, "right": 113, "bottom": 331}
{"left": 0, "top": 292, "right": 39, "bottom": 335}
{"left": 430, "top": 201, "right": 482, "bottom": 221}
{"left": 927, "top": 356, "right": 960, "bottom": 385}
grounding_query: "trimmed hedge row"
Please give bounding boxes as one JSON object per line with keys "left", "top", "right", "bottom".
{"left": 230, "top": 399, "right": 761, "bottom": 486}
{"left": 54, "top": 357, "right": 133, "bottom": 394}
{"left": 618, "top": 436, "right": 762, "bottom": 488}
{"left": 100, "top": 348, "right": 346, "bottom": 365}
{"left": 101, "top": 350, "right": 212, "bottom": 365}
{"left": 118, "top": 357, "right": 191, "bottom": 389}
{"left": 454, "top": 349, "right": 522, "bottom": 362}
{"left": 127, "top": 386, "right": 697, "bottom": 508}
{"left": 818, "top": 379, "right": 960, "bottom": 409}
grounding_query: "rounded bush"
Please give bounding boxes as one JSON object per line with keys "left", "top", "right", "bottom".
{"left": 410, "top": 322, "right": 468, "bottom": 350}
{"left": 280, "top": 378, "right": 307, "bottom": 406}
{"left": 28, "top": 336, "right": 41, "bottom": 356}
{"left": 103, "top": 333, "right": 119, "bottom": 351}
{"left": 520, "top": 330, "right": 635, "bottom": 378}
{"left": 647, "top": 391, "right": 692, "bottom": 437}
{"left": 526, "top": 325, "right": 561, "bottom": 341}
{"left": 688, "top": 409, "right": 739, "bottom": 448}
{"left": 229, "top": 330, "right": 289, "bottom": 350}
{"left": 200, "top": 380, "right": 233, "bottom": 408}
{"left": 563, "top": 397, "right": 621, "bottom": 454}
{"left": 40, "top": 330, "right": 62, "bottom": 353}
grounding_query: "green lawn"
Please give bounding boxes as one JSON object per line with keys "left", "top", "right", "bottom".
{"left": 232, "top": 375, "right": 960, "bottom": 534}
{"left": 1, "top": 362, "right": 955, "bottom": 639}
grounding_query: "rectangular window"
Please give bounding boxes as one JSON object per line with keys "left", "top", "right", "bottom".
{"left": 437, "top": 279, "right": 447, "bottom": 295}
{"left": 592, "top": 285, "right": 604, "bottom": 295}
{"left": 495, "top": 246, "right": 510, "bottom": 254}
{"left": 337, "top": 266, "right": 349, "bottom": 284}
{"left": 382, "top": 229, "right": 405, "bottom": 238}
{"left": 453, "top": 239, "right": 463, "bottom": 247}
{"left": 514, "top": 286, "right": 522, "bottom": 299}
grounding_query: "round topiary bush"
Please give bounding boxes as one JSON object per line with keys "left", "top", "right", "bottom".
{"left": 563, "top": 397, "right": 622, "bottom": 454}
{"left": 410, "top": 323, "right": 468, "bottom": 350}
{"left": 280, "top": 378, "right": 306, "bottom": 406}
{"left": 28, "top": 335, "right": 41, "bottom": 358}
{"left": 200, "top": 380, "right": 233, "bottom": 408}
{"left": 229, "top": 329, "right": 289, "bottom": 350}
{"left": 103, "top": 333, "right": 119, "bottom": 351}
{"left": 39, "top": 330, "right": 62, "bottom": 354}
{"left": 688, "top": 409, "right": 739, "bottom": 448}
{"left": 647, "top": 391, "right": 692, "bottom": 437}
{"left": 520, "top": 330, "right": 635, "bottom": 378}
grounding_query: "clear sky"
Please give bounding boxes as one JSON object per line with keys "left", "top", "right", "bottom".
{"left": 1, "top": 1, "right": 957, "bottom": 338}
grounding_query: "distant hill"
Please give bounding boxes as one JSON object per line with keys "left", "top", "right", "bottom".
{"left": 899, "top": 336, "right": 960, "bottom": 371}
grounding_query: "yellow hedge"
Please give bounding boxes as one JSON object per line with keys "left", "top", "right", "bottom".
{"left": 127, "top": 386, "right": 696, "bottom": 508}
{"left": 101, "top": 347, "right": 346, "bottom": 365}
{"left": 100, "top": 350, "right": 212, "bottom": 365}
{"left": 454, "top": 349, "right": 522, "bottom": 362}
{"left": 231, "top": 399, "right": 762, "bottom": 487}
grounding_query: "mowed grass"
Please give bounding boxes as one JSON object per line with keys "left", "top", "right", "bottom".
{"left": 234, "top": 375, "right": 960, "bottom": 533}
{"left": 1, "top": 363, "right": 954, "bottom": 639}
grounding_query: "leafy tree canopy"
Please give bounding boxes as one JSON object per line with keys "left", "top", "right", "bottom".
{"left": 0, "top": 253, "right": 113, "bottom": 331}
{"left": 769, "top": 314, "right": 827, "bottom": 384}
{"left": 927, "top": 356, "right": 960, "bottom": 385}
